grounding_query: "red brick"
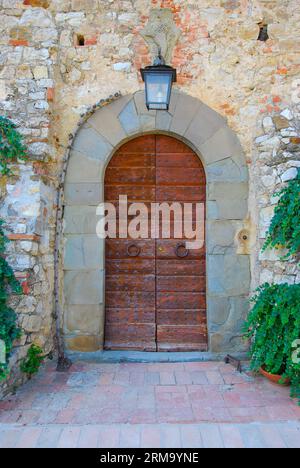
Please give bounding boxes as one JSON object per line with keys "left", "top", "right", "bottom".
{"left": 129, "top": 408, "right": 156, "bottom": 424}
{"left": 266, "top": 405, "right": 297, "bottom": 421}
{"left": 155, "top": 385, "right": 186, "bottom": 393}
{"left": 55, "top": 408, "right": 76, "bottom": 424}
{"left": 190, "top": 371, "right": 209, "bottom": 384}
{"left": 98, "top": 372, "right": 114, "bottom": 385}
{"left": 8, "top": 234, "right": 40, "bottom": 241}
{"left": 175, "top": 371, "right": 193, "bottom": 384}
{"left": 229, "top": 406, "right": 270, "bottom": 423}
{"left": 9, "top": 39, "right": 28, "bottom": 46}
{"left": 85, "top": 36, "right": 97, "bottom": 46}
{"left": 47, "top": 87, "right": 54, "bottom": 102}
{"left": 160, "top": 371, "right": 176, "bottom": 385}
{"left": 206, "top": 371, "right": 225, "bottom": 384}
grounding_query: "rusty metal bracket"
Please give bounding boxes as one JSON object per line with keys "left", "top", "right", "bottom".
{"left": 224, "top": 354, "right": 242, "bottom": 373}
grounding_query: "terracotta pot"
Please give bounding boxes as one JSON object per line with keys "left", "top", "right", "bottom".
{"left": 260, "top": 367, "right": 290, "bottom": 386}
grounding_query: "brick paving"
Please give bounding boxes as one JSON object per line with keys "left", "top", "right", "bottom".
{"left": 0, "top": 361, "right": 299, "bottom": 448}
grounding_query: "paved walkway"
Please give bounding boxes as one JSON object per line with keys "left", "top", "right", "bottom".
{"left": 0, "top": 361, "right": 299, "bottom": 448}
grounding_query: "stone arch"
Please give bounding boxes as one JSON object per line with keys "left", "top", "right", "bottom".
{"left": 62, "top": 90, "right": 250, "bottom": 355}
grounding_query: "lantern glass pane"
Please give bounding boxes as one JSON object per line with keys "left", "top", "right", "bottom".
{"left": 144, "top": 72, "right": 172, "bottom": 110}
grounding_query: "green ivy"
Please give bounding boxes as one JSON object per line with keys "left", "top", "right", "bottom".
{"left": 20, "top": 344, "right": 45, "bottom": 377}
{"left": 263, "top": 169, "right": 300, "bottom": 259}
{"left": 0, "top": 219, "right": 22, "bottom": 381}
{"left": 0, "top": 116, "right": 27, "bottom": 176}
{"left": 244, "top": 283, "right": 300, "bottom": 404}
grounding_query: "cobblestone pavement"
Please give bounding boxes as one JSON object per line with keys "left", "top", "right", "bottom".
{"left": 0, "top": 361, "right": 299, "bottom": 448}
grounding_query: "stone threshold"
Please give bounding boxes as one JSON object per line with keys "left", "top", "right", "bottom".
{"left": 66, "top": 350, "right": 249, "bottom": 364}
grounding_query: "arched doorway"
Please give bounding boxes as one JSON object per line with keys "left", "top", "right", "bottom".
{"left": 104, "top": 134, "right": 207, "bottom": 352}
{"left": 62, "top": 90, "right": 250, "bottom": 355}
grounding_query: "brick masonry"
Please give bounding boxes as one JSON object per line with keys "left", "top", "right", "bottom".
{"left": 0, "top": 0, "right": 299, "bottom": 395}
{"left": 0, "top": 361, "right": 300, "bottom": 448}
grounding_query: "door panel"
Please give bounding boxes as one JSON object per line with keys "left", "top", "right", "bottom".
{"left": 156, "top": 259, "right": 206, "bottom": 276}
{"left": 104, "top": 134, "right": 207, "bottom": 352}
{"left": 104, "top": 135, "right": 156, "bottom": 350}
{"left": 155, "top": 135, "right": 207, "bottom": 351}
{"left": 156, "top": 167, "right": 205, "bottom": 185}
{"left": 156, "top": 239, "right": 204, "bottom": 259}
{"left": 156, "top": 276, "right": 206, "bottom": 292}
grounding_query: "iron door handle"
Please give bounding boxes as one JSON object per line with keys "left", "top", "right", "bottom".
{"left": 175, "top": 242, "right": 189, "bottom": 258}
{"left": 127, "top": 243, "right": 141, "bottom": 257}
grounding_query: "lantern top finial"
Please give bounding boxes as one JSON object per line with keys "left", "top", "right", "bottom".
{"left": 153, "top": 48, "right": 166, "bottom": 66}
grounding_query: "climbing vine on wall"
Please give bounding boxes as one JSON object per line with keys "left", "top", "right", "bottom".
{"left": 0, "top": 116, "right": 27, "bottom": 176}
{"left": 263, "top": 169, "right": 300, "bottom": 259}
{"left": 0, "top": 219, "right": 22, "bottom": 381}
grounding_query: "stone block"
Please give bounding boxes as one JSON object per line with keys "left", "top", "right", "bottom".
{"left": 156, "top": 110, "right": 172, "bottom": 131}
{"left": 119, "top": 99, "right": 140, "bottom": 135}
{"left": 168, "top": 90, "right": 180, "bottom": 116}
{"left": 65, "top": 304, "right": 104, "bottom": 335}
{"left": 199, "top": 126, "right": 243, "bottom": 165}
{"left": 207, "top": 297, "right": 230, "bottom": 327}
{"left": 22, "top": 315, "right": 42, "bottom": 333}
{"left": 170, "top": 93, "right": 201, "bottom": 136}
{"left": 65, "top": 335, "right": 102, "bottom": 352}
{"left": 72, "top": 126, "right": 112, "bottom": 162}
{"left": 207, "top": 254, "right": 250, "bottom": 297}
{"left": 64, "top": 235, "right": 104, "bottom": 270}
{"left": 208, "top": 182, "right": 248, "bottom": 219}
{"left": 226, "top": 296, "right": 250, "bottom": 331}
{"left": 88, "top": 106, "right": 127, "bottom": 146}
{"left": 64, "top": 183, "right": 103, "bottom": 206}
{"left": 64, "top": 269, "right": 104, "bottom": 305}
{"left": 185, "top": 103, "right": 226, "bottom": 148}
{"left": 207, "top": 220, "right": 241, "bottom": 254}
{"left": 64, "top": 206, "right": 99, "bottom": 234}
{"left": 65, "top": 151, "right": 105, "bottom": 183}
{"left": 210, "top": 332, "right": 249, "bottom": 353}
{"left": 140, "top": 114, "right": 156, "bottom": 132}
{"left": 106, "top": 94, "right": 132, "bottom": 117}
{"left": 206, "top": 158, "right": 248, "bottom": 182}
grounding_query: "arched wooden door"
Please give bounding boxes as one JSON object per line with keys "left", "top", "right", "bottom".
{"left": 104, "top": 135, "right": 207, "bottom": 352}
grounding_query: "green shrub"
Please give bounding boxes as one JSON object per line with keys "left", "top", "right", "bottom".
{"left": 263, "top": 169, "right": 300, "bottom": 259}
{"left": 0, "top": 116, "right": 27, "bottom": 176}
{"left": 20, "top": 344, "right": 45, "bottom": 377}
{"left": 0, "top": 219, "right": 22, "bottom": 380}
{"left": 244, "top": 283, "right": 300, "bottom": 403}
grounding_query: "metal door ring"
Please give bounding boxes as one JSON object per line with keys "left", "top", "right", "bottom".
{"left": 127, "top": 243, "right": 141, "bottom": 257}
{"left": 175, "top": 242, "right": 189, "bottom": 258}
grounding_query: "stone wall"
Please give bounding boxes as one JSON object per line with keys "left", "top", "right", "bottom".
{"left": 0, "top": 0, "right": 299, "bottom": 394}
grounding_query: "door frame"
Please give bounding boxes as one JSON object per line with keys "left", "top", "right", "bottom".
{"left": 62, "top": 90, "right": 250, "bottom": 355}
{"left": 103, "top": 134, "right": 208, "bottom": 352}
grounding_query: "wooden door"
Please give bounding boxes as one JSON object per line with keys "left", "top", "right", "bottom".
{"left": 104, "top": 135, "right": 207, "bottom": 351}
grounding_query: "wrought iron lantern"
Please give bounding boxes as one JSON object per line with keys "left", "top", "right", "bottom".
{"left": 140, "top": 53, "right": 177, "bottom": 111}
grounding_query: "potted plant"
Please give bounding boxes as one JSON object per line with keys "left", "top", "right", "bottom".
{"left": 244, "top": 283, "right": 300, "bottom": 402}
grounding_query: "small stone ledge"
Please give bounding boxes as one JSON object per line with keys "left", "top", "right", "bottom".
{"left": 65, "top": 350, "right": 249, "bottom": 364}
